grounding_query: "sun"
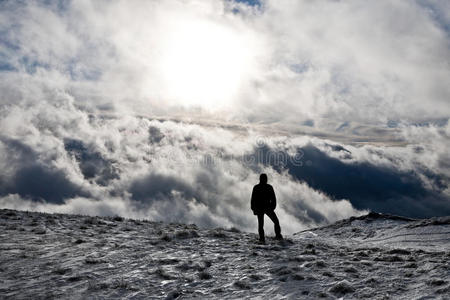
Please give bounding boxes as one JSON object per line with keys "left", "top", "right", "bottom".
{"left": 158, "top": 18, "right": 255, "bottom": 110}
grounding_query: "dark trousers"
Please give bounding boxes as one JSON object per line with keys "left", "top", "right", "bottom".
{"left": 257, "top": 210, "right": 281, "bottom": 241}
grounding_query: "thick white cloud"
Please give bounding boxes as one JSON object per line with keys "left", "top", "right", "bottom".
{"left": 1, "top": 0, "right": 448, "bottom": 126}
{"left": 240, "top": 0, "right": 450, "bottom": 127}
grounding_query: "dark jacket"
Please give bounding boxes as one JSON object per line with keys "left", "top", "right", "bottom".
{"left": 251, "top": 183, "right": 276, "bottom": 215}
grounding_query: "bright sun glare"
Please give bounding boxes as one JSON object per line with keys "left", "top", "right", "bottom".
{"left": 159, "top": 19, "right": 255, "bottom": 110}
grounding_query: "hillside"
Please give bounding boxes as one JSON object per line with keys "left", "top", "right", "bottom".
{"left": 0, "top": 209, "right": 449, "bottom": 299}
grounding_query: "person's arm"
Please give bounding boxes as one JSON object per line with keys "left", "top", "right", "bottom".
{"left": 251, "top": 186, "right": 256, "bottom": 211}
{"left": 271, "top": 186, "right": 277, "bottom": 210}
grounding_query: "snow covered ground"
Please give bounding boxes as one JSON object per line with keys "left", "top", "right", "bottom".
{"left": 0, "top": 209, "right": 449, "bottom": 299}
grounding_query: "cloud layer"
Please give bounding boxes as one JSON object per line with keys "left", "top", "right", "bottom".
{"left": 0, "top": 100, "right": 449, "bottom": 233}
{"left": 0, "top": 101, "right": 369, "bottom": 233}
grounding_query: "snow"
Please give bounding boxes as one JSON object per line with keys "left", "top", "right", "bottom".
{"left": 0, "top": 209, "right": 449, "bottom": 299}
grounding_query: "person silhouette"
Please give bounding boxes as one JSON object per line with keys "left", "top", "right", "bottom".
{"left": 251, "top": 173, "right": 282, "bottom": 243}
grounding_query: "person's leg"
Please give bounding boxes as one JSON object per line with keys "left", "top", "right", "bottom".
{"left": 257, "top": 214, "right": 265, "bottom": 242}
{"left": 266, "top": 210, "right": 282, "bottom": 238}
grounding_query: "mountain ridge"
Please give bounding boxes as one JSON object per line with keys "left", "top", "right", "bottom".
{"left": 1, "top": 208, "right": 449, "bottom": 299}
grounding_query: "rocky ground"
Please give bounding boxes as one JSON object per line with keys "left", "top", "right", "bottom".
{"left": 0, "top": 209, "right": 449, "bottom": 299}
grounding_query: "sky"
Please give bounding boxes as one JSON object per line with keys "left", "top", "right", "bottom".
{"left": 0, "top": 0, "right": 449, "bottom": 234}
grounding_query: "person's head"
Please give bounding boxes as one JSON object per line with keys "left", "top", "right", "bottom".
{"left": 259, "top": 173, "right": 268, "bottom": 184}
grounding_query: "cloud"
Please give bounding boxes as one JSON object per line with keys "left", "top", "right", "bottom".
{"left": 1, "top": 0, "right": 448, "bottom": 127}
{"left": 0, "top": 137, "right": 89, "bottom": 203}
{"left": 252, "top": 142, "right": 450, "bottom": 218}
{"left": 64, "top": 138, "right": 119, "bottom": 186}
{"left": 129, "top": 172, "right": 195, "bottom": 204}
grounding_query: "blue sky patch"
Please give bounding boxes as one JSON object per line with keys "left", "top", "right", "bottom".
{"left": 234, "top": 0, "right": 261, "bottom": 7}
